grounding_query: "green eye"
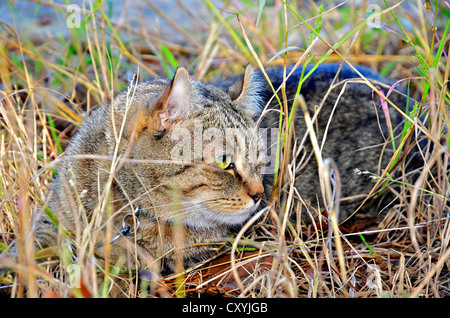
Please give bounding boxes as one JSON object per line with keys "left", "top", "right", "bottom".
{"left": 215, "top": 154, "right": 233, "bottom": 170}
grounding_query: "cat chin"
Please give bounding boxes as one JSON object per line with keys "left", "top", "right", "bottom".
{"left": 181, "top": 200, "right": 261, "bottom": 230}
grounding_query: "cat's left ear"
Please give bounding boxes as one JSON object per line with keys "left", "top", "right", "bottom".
{"left": 227, "top": 65, "right": 262, "bottom": 117}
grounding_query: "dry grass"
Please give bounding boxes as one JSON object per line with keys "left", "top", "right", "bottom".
{"left": 0, "top": 0, "right": 449, "bottom": 298}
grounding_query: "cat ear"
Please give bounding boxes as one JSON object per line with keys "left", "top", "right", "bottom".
{"left": 154, "top": 67, "right": 192, "bottom": 131}
{"left": 227, "top": 65, "right": 262, "bottom": 117}
{"left": 126, "top": 67, "right": 193, "bottom": 139}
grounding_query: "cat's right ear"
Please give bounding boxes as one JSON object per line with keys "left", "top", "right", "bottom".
{"left": 126, "top": 67, "right": 193, "bottom": 140}
{"left": 152, "top": 67, "right": 193, "bottom": 131}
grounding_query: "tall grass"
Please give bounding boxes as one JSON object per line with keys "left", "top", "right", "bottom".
{"left": 0, "top": 0, "right": 449, "bottom": 298}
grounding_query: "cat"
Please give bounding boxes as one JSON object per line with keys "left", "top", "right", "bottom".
{"left": 34, "top": 63, "right": 409, "bottom": 275}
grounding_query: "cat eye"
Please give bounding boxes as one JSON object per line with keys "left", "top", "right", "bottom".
{"left": 215, "top": 154, "right": 233, "bottom": 170}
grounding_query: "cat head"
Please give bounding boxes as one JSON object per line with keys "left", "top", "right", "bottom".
{"left": 120, "top": 66, "right": 267, "bottom": 229}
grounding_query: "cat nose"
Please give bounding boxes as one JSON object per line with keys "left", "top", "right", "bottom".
{"left": 249, "top": 191, "right": 264, "bottom": 203}
{"left": 246, "top": 179, "right": 264, "bottom": 203}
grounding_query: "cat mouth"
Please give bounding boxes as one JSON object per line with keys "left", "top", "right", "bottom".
{"left": 180, "top": 199, "right": 262, "bottom": 230}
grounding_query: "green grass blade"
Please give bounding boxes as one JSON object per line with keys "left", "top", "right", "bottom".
{"left": 256, "top": 0, "right": 266, "bottom": 26}
{"left": 47, "top": 115, "right": 63, "bottom": 155}
{"left": 204, "top": 0, "right": 252, "bottom": 60}
{"left": 160, "top": 44, "right": 179, "bottom": 77}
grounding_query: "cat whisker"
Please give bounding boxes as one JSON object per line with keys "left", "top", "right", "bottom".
{"left": 155, "top": 198, "right": 255, "bottom": 221}
{"left": 140, "top": 199, "right": 218, "bottom": 220}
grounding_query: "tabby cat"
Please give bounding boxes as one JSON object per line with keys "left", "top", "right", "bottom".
{"left": 35, "top": 64, "right": 407, "bottom": 274}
